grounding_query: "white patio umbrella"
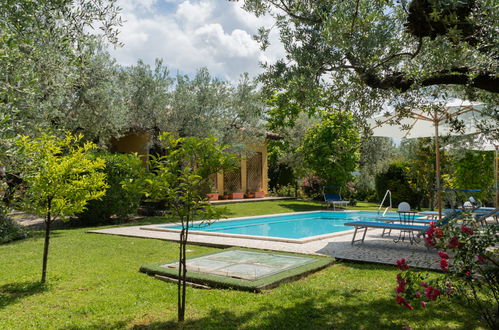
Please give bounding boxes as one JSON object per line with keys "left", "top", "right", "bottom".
{"left": 370, "top": 100, "right": 491, "bottom": 219}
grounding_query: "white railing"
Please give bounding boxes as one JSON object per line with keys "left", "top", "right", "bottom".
{"left": 378, "top": 190, "right": 392, "bottom": 216}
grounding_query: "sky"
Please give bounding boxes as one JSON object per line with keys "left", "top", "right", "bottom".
{"left": 109, "top": 0, "right": 284, "bottom": 81}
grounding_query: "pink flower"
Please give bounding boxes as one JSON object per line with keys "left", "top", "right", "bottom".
{"left": 465, "top": 271, "right": 471, "bottom": 277}
{"left": 396, "top": 274, "right": 403, "bottom": 283}
{"left": 396, "top": 295, "right": 405, "bottom": 305}
{"left": 448, "top": 237, "right": 460, "bottom": 248}
{"left": 435, "top": 228, "right": 443, "bottom": 238}
{"left": 438, "top": 251, "right": 449, "bottom": 259}
{"left": 420, "top": 301, "right": 427, "bottom": 308}
{"left": 461, "top": 225, "right": 473, "bottom": 235}
{"left": 421, "top": 281, "right": 428, "bottom": 288}
{"left": 415, "top": 292, "right": 421, "bottom": 299}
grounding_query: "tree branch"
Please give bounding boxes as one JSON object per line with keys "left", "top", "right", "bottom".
{"left": 348, "top": 54, "right": 499, "bottom": 93}
{"left": 373, "top": 36, "right": 423, "bottom": 69}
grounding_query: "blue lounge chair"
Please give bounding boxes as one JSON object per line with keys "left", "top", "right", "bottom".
{"left": 344, "top": 221, "right": 429, "bottom": 245}
{"left": 324, "top": 193, "right": 349, "bottom": 210}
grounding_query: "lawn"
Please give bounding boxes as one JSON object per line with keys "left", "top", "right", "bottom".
{"left": 0, "top": 200, "right": 483, "bottom": 329}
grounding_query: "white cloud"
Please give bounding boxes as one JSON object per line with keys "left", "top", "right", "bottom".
{"left": 110, "top": 0, "right": 284, "bottom": 81}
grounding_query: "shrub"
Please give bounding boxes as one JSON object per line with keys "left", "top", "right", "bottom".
{"left": 269, "top": 183, "right": 304, "bottom": 198}
{"left": 393, "top": 214, "right": 499, "bottom": 329}
{"left": 77, "top": 152, "right": 146, "bottom": 225}
{"left": 375, "top": 162, "right": 421, "bottom": 207}
{"left": 302, "top": 175, "right": 325, "bottom": 200}
{"left": 0, "top": 208, "right": 27, "bottom": 244}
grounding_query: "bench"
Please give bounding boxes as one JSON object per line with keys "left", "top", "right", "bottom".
{"left": 344, "top": 221, "right": 429, "bottom": 245}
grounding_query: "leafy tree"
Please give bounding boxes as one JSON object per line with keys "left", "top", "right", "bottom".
{"left": 121, "top": 59, "right": 173, "bottom": 135}
{"left": 240, "top": 0, "right": 499, "bottom": 118}
{"left": 1, "top": 0, "right": 122, "bottom": 139}
{"left": 375, "top": 162, "right": 421, "bottom": 207}
{"left": 449, "top": 150, "right": 494, "bottom": 202}
{"left": 358, "top": 136, "right": 399, "bottom": 192}
{"left": 267, "top": 110, "right": 319, "bottom": 190}
{"left": 77, "top": 153, "right": 146, "bottom": 225}
{"left": 138, "top": 133, "right": 237, "bottom": 322}
{"left": 16, "top": 133, "right": 107, "bottom": 283}
{"left": 299, "top": 111, "right": 360, "bottom": 187}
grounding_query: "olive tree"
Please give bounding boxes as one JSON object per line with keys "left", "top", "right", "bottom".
{"left": 239, "top": 0, "right": 499, "bottom": 120}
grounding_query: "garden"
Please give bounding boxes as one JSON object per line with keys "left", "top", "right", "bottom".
{"left": 1, "top": 1, "right": 498, "bottom": 329}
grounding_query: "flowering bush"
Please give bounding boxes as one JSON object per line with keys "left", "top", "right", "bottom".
{"left": 393, "top": 214, "right": 499, "bottom": 329}
{"left": 301, "top": 174, "right": 325, "bottom": 200}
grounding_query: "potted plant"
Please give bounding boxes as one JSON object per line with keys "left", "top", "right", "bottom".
{"left": 254, "top": 190, "right": 265, "bottom": 198}
{"left": 206, "top": 192, "right": 219, "bottom": 201}
{"left": 221, "top": 192, "right": 230, "bottom": 200}
{"left": 229, "top": 192, "right": 244, "bottom": 199}
{"left": 246, "top": 191, "right": 255, "bottom": 198}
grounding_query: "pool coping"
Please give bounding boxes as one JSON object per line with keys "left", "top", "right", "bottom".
{"left": 139, "top": 210, "right": 374, "bottom": 244}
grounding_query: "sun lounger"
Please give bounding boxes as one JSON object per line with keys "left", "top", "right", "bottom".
{"left": 344, "top": 221, "right": 429, "bottom": 245}
{"left": 323, "top": 193, "right": 349, "bottom": 210}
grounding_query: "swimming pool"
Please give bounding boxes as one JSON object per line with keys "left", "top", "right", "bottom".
{"left": 145, "top": 211, "right": 393, "bottom": 243}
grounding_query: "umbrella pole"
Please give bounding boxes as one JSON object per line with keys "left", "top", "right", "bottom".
{"left": 435, "top": 121, "right": 442, "bottom": 220}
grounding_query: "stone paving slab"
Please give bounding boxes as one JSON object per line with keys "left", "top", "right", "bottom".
{"left": 89, "top": 224, "right": 440, "bottom": 270}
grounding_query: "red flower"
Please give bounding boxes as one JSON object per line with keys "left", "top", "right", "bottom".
{"left": 448, "top": 237, "right": 460, "bottom": 248}
{"left": 421, "top": 281, "right": 428, "bottom": 288}
{"left": 424, "top": 286, "right": 441, "bottom": 301}
{"left": 403, "top": 301, "right": 414, "bottom": 310}
{"left": 465, "top": 271, "right": 471, "bottom": 277}
{"left": 438, "top": 251, "right": 449, "bottom": 259}
{"left": 440, "top": 259, "right": 449, "bottom": 272}
{"left": 395, "top": 283, "right": 406, "bottom": 293}
{"left": 435, "top": 228, "right": 443, "bottom": 238}
{"left": 461, "top": 225, "right": 473, "bottom": 235}
{"left": 396, "top": 295, "right": 405, "bottom": 305}
{"left": 425, "top": 237, "right": 436, "bottom": 246}
{"left": 477, "top": 255, "right": 486, "bottom": 264}
{"left": 396, "top": 258, "right": 410, "bottom": 271}
{"left": 420, "top": 301, "right": 427, "bottom": 308}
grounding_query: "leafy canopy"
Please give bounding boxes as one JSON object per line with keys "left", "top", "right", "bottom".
{"left": 17, "top": 133, "right": 108, "bottom": 219}
{"left": 241, "top": 0, "right": 499, "bottom": 121}
{"left": 299, "top": 111, "right": 360, "bottom": 186}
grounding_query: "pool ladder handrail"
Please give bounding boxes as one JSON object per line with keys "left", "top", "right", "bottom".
{"left": 378, "top": 190, "right": 392, "bottom": 216}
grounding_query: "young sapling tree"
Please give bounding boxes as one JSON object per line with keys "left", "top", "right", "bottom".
{"left": 17, "top": 133, "right": 107, "bottom": 283}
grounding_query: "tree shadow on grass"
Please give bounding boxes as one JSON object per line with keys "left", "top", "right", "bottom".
{"left": 129, "top": 288, "right": 479, "bottom": 329}
{"left": 274, "top": 202, "right": 324, "bottom": 212}
{"left": 0, "top": 280, "right": 47, "bottom": 309}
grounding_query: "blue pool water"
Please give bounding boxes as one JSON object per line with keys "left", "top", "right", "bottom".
{"left": 160, "top": 211, "right": 391, "bottom": 239}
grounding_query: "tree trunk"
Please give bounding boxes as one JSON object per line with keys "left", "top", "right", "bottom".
{"left": 177, "top": 227, "right": 185, "bottom": 322}
{"left": 41, "top": 209, "right": 51, "bottom": 284}
{"left": 181, "top": 225, "right": 188, "bottom": 320}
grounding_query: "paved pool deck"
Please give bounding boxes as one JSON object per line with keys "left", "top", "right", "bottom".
{"left": 89, "top": 223, "right": 440, "bottom": 270}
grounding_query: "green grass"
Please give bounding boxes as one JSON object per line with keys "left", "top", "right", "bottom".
{"left": 0, "top": 200, "right": 484, "bottom": 329}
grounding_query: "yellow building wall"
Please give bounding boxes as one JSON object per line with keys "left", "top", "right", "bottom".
{"left": 110, "top": 132, "right": 269, "bottom": 195}
{"left": 110, "top": 132, "right": 151, "bottom": 167}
